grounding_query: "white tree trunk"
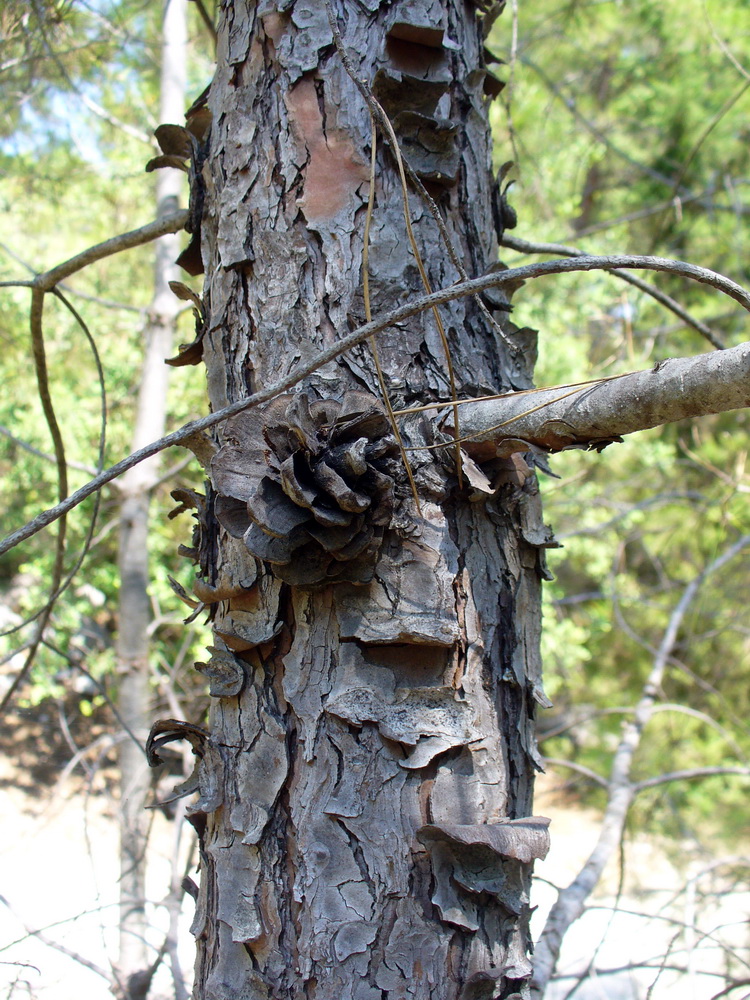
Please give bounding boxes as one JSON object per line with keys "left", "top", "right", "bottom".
{"left": 116, "top": 1, "right": 187, "bottom": 995}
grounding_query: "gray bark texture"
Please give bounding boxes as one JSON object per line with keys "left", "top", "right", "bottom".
{"left": 164, "top": 3, "right": 551, "bottom": 997}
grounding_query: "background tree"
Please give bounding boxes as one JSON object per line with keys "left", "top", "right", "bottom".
{"left": 115, "top": 2, "right": 188, "bottom": 996}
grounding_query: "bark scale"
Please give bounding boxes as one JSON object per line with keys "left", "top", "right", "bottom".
{"left": 116, "top": 1, "right": 187, "bottom": 995}
{"left": 178, "top": 3, "right": 550, "bottom": 997}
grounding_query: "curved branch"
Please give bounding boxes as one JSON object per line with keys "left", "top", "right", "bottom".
{"left": 501, "top": 233, "right": 726, "bottom": 349}
{"left": 34, "top": 211, "right": 189, "bottom": 290}
{"left": 542, "top": 758, "right": 609, "bottom": 789}
{"left": 632, "top": 765, "right": 750, "bottom": 793}
{"left": 2, "top": 253, "right": 749, "bottom": 556}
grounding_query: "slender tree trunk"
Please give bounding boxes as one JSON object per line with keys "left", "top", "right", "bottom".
{"left": 116, "top": 1, "right": 187, "bottom": 995}
{"left": 178, "top": 3, "right": 549, "bottom": 997}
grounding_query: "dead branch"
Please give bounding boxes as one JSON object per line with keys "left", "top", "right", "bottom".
{"left": 501, "top": 233, "right": 726, "bottom": 349}
{"left": 530, "top": 533, "right": 750, "bottom": 998}
{"left": 0, "top": 424, "right": 98, "bottom": 475}
{"left": 1, "top": 253, "right": 750, "bottom": 557}
{"left": 632, "top": 765, "right": 750, "bottom": 793}
{"left": 444, "top": 341, "right": 750, "bottom": 460}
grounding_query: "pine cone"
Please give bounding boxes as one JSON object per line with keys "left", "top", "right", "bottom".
{"left": 211, "top": 392, "right": 400, "bottom": 587}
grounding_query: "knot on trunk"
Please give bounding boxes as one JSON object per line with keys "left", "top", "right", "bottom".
{"left": 212, "top": 391, "right": 403, "bottom": 587}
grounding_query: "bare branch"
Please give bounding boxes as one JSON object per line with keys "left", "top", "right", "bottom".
{"left": 542, "top": 758, "right": 609, "bottom": 788}
{"left": 521, "top": 56, "right": 682, "bottom": 191}
{"left": 632, "top": 765, "right": 750, "bottom": 793}
{"left": 33, "top": 211, "right": 189, "bottom": 290}
{"left": 446, "top": 341, "right": 750, "bottom": 460}
{"left": 2, "top": 253, "right": 749, "bottom": 556}
{"left": 531, "top": 533, "right": 750, "bottom": 998}
{"left": 501, "top": 233, "right": 726, "bottom": 349}
{"left": 0, "top": 424, "right": 98, "bottom": 476}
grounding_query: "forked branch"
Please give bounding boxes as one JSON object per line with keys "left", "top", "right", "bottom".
{"left": 530, "top": 533, "right": 750, "bottom": 998}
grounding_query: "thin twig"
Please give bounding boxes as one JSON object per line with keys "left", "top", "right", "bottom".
{"left": 0, "top": 290, "right": 106, "bottom": 709}
{"left": 632, "top": 765, "right": 750, "bottom": 793}
{"left": 501, "top": 233, "right": 727, "bottom": 350}
{"left": 30, "top": 0, "right": 152, "bottom": 146}
{"left": 2, "top": 252, "right": 750, "bottom": 556}
{"left": 0, "top": 425, "right": 98, "bottom": 476}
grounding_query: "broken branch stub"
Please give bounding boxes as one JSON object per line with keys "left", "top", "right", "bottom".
{"left": 211, "top": 390, "right": 410, "bottom": 587}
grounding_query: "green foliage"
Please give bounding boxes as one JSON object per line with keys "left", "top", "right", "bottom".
{"left": 490, "top": 0, "right": 750, "bottom": 844}
{"left": 0, "top": 0, "right": 214, "bottom": 732}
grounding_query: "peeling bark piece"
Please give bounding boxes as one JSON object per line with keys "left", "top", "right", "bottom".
{"left": 392, "top": 110, "right": 459, "bottom": 185}
{"left": 146, "top": 719, "right": 222, "bottom": 812}
{"left": 195, "top": 646, "right": 247, "bottom": 698}
{"left": 229, "top": 715, "right": 288, "bottom": 846}
{"left": 336, "top": 510, "right": 460, "bottom": 645}
{"left": 483, "top": 70, "right": 506, "bottom": 99}
{"left": 155, "top": 122, "right": 194, "bottom": 157}
{"left": 212, "top": 575, "right": 282, "bottom": 651}
{"left": 146, "top": 153, "right": 189, "bottom": 172}
{"left": 193, "top": 574, "right": 256, "bottom": 605}
{"left": 326, "top": 686, "right": 478, "bottom": 768}
{"left": 417, "top": 817, "right": 551, "bottom": 864}
{"left": 167, "top": 573, "right": 199, "bottom": 609}
{"left": 165, "top": 336, "right": 204, "bottom": 366}
{"left": 215, "top": 610, "right": 283, "bottom": 652}
{"left": 167, "top": 486, "right": 206, "bottom": 520}
{"left": 209, "top": 840, "right": 263, "bottom": 943}
{"left": 429, "top": 842, "right": 480, "bottom": 930}
{"left": 388, "top": 22, "right": 444, "bottom": 49}
{"left": 372, "top": 67, "right": 448, "bottom": 117}
{"left": 146, "top": 718, "right": 209, "bottom": 767}
{"left": 215, "top": 494, "right": 251, "bottom": 538}
{"left": 461, "top": 450, "right": 494, "bottom": 498}
{"left": 176, "top": 231, "right": 203, "bottom": 276}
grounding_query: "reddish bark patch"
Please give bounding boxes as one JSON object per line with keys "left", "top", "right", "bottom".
{"left": 285, "top": 75, "right": 369, "bottom": 224}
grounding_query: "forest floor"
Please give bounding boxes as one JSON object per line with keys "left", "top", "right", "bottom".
{"left": 0, "top": 702, "right": 747, "bottom": 1000}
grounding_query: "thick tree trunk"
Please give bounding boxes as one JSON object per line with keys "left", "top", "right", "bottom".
{"left": 116, "top": 1, "right": 187, "bottom": 995}
{"left": 179, "top": 3, "right": 549, "bottom": 997}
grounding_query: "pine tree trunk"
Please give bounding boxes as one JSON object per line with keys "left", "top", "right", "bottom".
{"left": 116, "top": 1, "right": 187, "bottom": 995}
{"left": 181, "top": 3, "right": 549, "bottom": 996}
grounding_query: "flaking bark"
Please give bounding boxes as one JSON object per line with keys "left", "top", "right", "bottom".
{"left": 179, "top": 3, "right": 548, "bottom": 997}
